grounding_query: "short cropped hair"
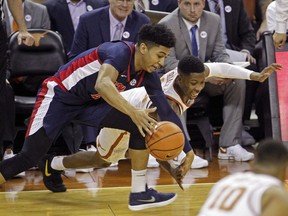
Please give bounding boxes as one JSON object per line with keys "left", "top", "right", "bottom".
{"left": 138, "top": 23, "right": 176, "bottom": 48}
{"left": 255, "top": 138, "right": 288, "bottom": 166}
{"left": 178, "top": 55, "right": 205, "bottom": 75}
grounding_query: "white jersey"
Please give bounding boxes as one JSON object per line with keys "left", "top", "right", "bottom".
{"left": 198, "top": 172, "right": 282, "bottom": 216}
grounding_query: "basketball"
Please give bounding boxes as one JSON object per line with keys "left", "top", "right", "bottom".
{"left": 145, "top": 121, "right": 185, "bottom": 161}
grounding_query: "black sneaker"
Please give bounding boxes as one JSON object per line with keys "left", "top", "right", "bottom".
{"left": 128, "top": 185, "right": 177, "bottom": 211}
{"left": 38, "top": 154, "right": 67, "bottom": 192}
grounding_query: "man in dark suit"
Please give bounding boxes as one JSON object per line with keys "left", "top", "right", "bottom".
{"left": 43, "top": 0, "right": 109, "bottom": 54}
{"left": 69, "top": 1, "right": 150, "bottom": 58}
{"left": 204, "top": 0, "right": 256, "bottom": 65}
{"left": 134, "top": 0, "right": 178, "bottom": 12}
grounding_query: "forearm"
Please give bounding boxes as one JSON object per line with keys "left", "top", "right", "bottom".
{"left": 205, "top": 63, "right": 253, "bottom": 80}
{"left": 7, "top": 0, "right": 27, "bottom": 31}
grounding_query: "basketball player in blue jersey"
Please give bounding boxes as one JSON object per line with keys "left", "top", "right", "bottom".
{"left": 38, "top": 55, "right": 281, "bottom": 211}
{"left": 0, "top": 24, "right": 196, "bottom": 201}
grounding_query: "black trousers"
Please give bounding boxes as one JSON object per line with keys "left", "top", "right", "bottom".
{"left": 0, "top": 20, "right": 8, "bottom": 156}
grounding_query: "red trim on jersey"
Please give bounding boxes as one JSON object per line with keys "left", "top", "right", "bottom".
{"left": 136, "top": 70, "right": 145, "bottom": 87}
{"left": 58, "top": 49, "right": 99, "bottom": 83}
{"left": 26, "top": 78, "right": 50, "bottom": 137}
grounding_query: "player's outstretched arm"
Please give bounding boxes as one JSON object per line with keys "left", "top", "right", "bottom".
{"left": 250, "top": 63, "right": 282, "bottom": 82}
{"left": 205, "top": 63, "right": 282, "bottom": 83}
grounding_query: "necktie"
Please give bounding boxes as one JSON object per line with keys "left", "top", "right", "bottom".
{"left": 112, "top": 23, "right": 123, "bottom": 41}
{"left": 12, "top": 19, "right": 18, "bottom": 32}
{"left": 191, "top": 25, "right": 198, "bottom": 57}
{"left": 212, "top": 0, "right": 221, "bottom": 16}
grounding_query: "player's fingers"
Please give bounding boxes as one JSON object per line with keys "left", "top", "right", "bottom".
{"left": 137, "top": 125, "right": 145, "bottom": 137}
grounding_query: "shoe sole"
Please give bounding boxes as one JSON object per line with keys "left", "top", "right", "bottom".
{"left": 218, "top": 154, "right": 254, "bottom": 162}
{"left": 128, "top": 194, "right": 177, "bottom": 211}
{"left": 191, "top": 162, "right": 208, "bottom": 169}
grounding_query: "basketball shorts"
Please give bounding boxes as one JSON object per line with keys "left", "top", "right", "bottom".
{"left": 96, "top": 127, "right": 130, "bottom": 163}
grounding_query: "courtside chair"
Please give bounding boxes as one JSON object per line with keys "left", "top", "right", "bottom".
{"left": 7, "top": 29, "right": 82, "bottom": 154}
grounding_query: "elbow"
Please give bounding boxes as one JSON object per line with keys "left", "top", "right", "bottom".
{"left": 95, "top": 79, "right": 106, "bottom": 94}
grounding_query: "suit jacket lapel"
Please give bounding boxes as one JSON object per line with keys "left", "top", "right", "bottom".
{"left": 99, "top": 8, "right": 111, "bottom": 41}
{"left": 23, "top": 2, "right": 32, "bottom": 29}
{"left": 198, "top": 15, "right": 208, "bottom": 62}
{"left": 59, "top": 0, "right": 75, "bottom": 34}
{"left": 177, "top": 10, "right": 192, "bottom": 55}
{"left": 223, "top": 0, "right": 232, "bottom": 41}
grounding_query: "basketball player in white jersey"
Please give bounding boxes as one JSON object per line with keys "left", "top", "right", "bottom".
{"left": 96, "top": 56, "right": 282, "bottom": 169}
{"left": 198, "top": 138, "right": 288, "bottom": 216}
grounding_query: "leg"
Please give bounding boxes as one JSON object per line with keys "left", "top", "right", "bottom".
{"left": 0, "top": 127, "right": 52, "bottom": 183}
{"left": 220, "top": 79, "right": 245, "bottom": 147}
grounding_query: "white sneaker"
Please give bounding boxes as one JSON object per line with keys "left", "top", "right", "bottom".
{"left": 3, "top": 150, "right": 25, "bottom": 177}
{"left": 86, "top": 145, "right": 97, "bottom": 152}
{"left": 173, "top": 153, "right": 208, "bottom": 169}
{"left": 147, "top": 155, "right": 159, "bottom": 168}
{"left": 218, "top": 144, "right": 254, "bottom": 162}
{"left": 191, "top": 155, "right": 208, "bottom": 169}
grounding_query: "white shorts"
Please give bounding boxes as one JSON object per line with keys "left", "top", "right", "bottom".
{"left": 96, "top": 127, "right": 130, "bottom": 163}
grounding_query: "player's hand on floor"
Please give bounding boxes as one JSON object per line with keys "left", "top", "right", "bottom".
{"left": 178, "top": 151, "right": 194, "bottom": 177}
{"left": 250, "top": 63, "right": 282, "bottom": 82}
{"left": 158, "top": 160, "right": 184, "bottom": 190}
{"left": 131, "top": 107, "right": 158, "bottom": 137}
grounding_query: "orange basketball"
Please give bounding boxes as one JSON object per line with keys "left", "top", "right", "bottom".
{"left": 145, "top": 121, "right": 185, "bottom": 161}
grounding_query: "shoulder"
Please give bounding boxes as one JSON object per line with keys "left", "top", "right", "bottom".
{"left": 81, "top": 6, "right": 108, "bottom": 20}
{"left": 202, "top": 10, "right": 220, "bottom": 21}
{"left": 99, "top": 41, "right": 133, "bottom": 60}
{"left": 25, "top": 0, "right": 47, "bottom": 10}
{"left": 159, "top": 9, "right": 178, "bottom": 26}
{"left": 129, "top": 10, "right": 150, "bottom": 23}
{"left": 262, "top": 186, "right": 288, "bottom": 215}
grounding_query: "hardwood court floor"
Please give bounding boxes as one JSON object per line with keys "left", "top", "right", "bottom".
{"left": 0, "top": 151, "right": 254, "bottom": 216}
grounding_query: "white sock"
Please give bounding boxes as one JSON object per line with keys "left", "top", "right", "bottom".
{"left": 131, "top": 169, "right": 147, "bottom": 193}
{"left": 51, "top": 156, "right": 66, "bottom": 171}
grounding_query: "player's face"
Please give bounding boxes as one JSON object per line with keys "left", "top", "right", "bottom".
{"left": 109, "top": 0, "right": 134, "bottom": 21}
{"left": 178, "top": 72, "right": 205, "bottom": 100}
{"left": 141, "top": 45, "right": 170, "bottom": 73}
{"left": 178, "top": 0, "right": 205, "bottom": 23}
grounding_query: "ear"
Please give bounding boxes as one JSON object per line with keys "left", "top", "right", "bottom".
{"left": 139, "top": 42, "right": 148, "bottom": 55}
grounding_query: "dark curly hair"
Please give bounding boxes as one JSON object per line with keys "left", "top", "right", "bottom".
{"left": 138, "top": 23, "right": 176, "bottom": 48}
{"left": 178, "top": 55, "right": 205, "bottom": 75}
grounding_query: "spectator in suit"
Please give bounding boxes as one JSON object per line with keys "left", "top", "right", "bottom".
{"left": 69, "top": 0, "right": 150, "bottom": 169}
{"left": 69, "top": 0, "right": 150, "bottom": 58}
{"left": 43, "top": 0, "right": 109, "bottom": 54}
{"left": 159, "top": 0, "right": 254, "bottom": 162}
{"left": 204, "top": 0, "right": 257, "bottom": 146}
{"left": 3, "top": 0, "right": 49, "bottom": 169}
{"left": 134, "top": 0, "right": 178, "bottom": 12}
